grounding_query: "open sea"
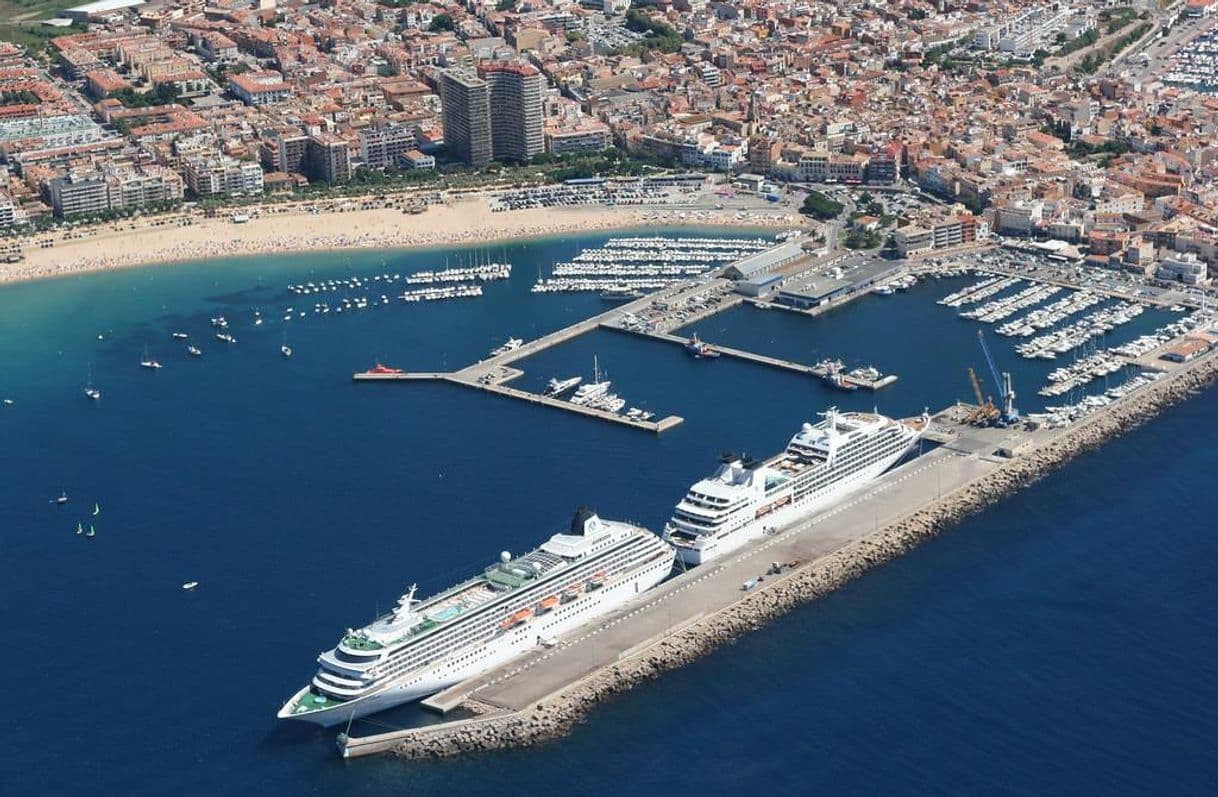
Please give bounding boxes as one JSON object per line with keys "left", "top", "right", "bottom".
{"left": 1, "top": 230, "right": 1215, "bottom": 795}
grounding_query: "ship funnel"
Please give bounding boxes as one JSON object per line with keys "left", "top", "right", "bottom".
{"left": 570, "top": 506, "right": 599, "bottom": 536}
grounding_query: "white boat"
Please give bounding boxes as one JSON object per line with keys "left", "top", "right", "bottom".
{"left": 281, "top": 345, "right": 292, "bottom": 358}
{"left": 139, "top": 347, "right": 162, "bottom": 369}
{"left": 544, "top": 376, "right": 582, "bottom": 397}
{"left": 277, "top": 508, "right": 674, "bottom": 727}
{"left": 182, "top": 581, "right": 199, "bottom": 591}
{"left": 662, "top": 408, "right": 927, "bottom": 566}
{"left": 187, "top": 345, "right": 202, "bottom": 357}
{"left": 570, "top": 357, "right": 610, "bottom": 405}
{"left": 84, "top": 387, "right": 101, "bottom": 401}
{"left": 489, "top": 337, "right": 524, "bottom": 357}
{"left": 171, "top": 332, "right": 189, "bottom": 340}
{"left": 216, "top": 333, "right": 237, "bottom": 344}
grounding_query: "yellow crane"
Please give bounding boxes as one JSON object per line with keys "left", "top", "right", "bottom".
{"left": 965, "top": 367, "right": 998, "bottom": 425}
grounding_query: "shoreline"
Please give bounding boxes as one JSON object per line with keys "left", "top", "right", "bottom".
{"left": 382, "top": 349, "right": 1218, "bottom": 759}
{"left": 0, "top": 197, "right": 801, "bottom": 287}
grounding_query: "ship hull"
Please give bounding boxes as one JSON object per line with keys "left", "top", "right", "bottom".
{"left": 280, "top": 549, "right": 674, "bottom": 727}
{"left": 666, "top": 439, "right": 917, "bottom": 567}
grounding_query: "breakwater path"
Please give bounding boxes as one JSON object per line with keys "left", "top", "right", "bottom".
{"left": 338, "top": 347, "right": 1218, "bottom": 761}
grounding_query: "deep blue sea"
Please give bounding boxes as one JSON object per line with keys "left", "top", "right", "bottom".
{"left": 1, "top": 231, "right": 1215, "bottom": 795}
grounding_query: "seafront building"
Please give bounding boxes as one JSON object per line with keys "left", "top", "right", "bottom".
{"left": 0, "top": 0, "right": 1208, "bottom": 280}
{"left": 439, "top": 68, "right": 493, "bottom": 168}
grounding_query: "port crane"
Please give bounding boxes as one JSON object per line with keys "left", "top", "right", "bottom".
{"left": 976, "top": 329, "right": 1018, "bottom": 425}
{"left": 965, "top": 367, "right": 999, "bottom": 425}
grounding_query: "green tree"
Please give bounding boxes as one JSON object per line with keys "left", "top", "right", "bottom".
{"left": 800, "top": 190, "right": 844, "bottom": 221}
{"left": 429, "top": 13, "right": 455, "bottom": 32}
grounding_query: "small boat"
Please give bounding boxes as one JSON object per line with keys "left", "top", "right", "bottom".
{"left": 588, "top": 571, "right": 607, "bottom": 590}
{"left": 254, "top": 310, "right": 263, "bottom": 326}
{"left": 600, "top": 285, "right": 643, "bottom": 301}
{"left": 2, "top": 398, "right": 12, "bottom": 405}
{"left": 85, "top": 525, "right": 96, "bottom": 538}
{"left": 139, "top": 346, "right": 163, "bottom": 370}
{"left": 684, "top": 333, "right": 720, "bottom": 359}
{"left": 364, "top": 363, "right": 404, "bottom": 375}
{"left": 281, "top": 345, "right": 292, "bottom": 358}
{"left": 92, "top": 503, "right": 100, "bottom": 516}
{"left": 537, "top": 595, "right": 559, "bottom": 613}
{"left": 75, "top": 522, "right": 83, "bottom": 535}
{"left": 216, "top": 332, "right": 237, "bottom": 344}
{"left": 53, "top": 491, "right": 68, "bottom": 505}
{"left": 187, "top": 345, "right": 202, "bottom": 357}
{"left": 823, "top": 371, "right": 859, "bottom": 391}
{"left": 489, "top": 337, "right": 523, "bottom": 357}
{"left": 84, "top": 365, "right": 101, "bottom": 400}
{"left": 500, "top": 607, "right": 534, "bottom": 629}
{"left": 171, "top": 332, "right": 189, "bottom": 340}
{"left": 182, "top": 581, "right": 199, "bottom": 591}
{"left": 544, "top": 376, "right": 582, "bottom": 397}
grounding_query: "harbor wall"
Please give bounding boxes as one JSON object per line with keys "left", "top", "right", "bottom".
{"left": 391, "top": 353, "right": 1218, "bottom": 760}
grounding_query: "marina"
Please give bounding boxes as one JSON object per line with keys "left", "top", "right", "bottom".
{"left": 7, "top": 228, "right": 1218, "bottom": 792}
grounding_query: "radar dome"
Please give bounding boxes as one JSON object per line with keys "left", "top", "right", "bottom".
{"left": 500, "top": 551, "right": 512, "bottom": 563}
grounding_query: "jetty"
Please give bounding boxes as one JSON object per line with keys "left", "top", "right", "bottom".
{"left": 352, "top": 240, "right": 907, "bottom": 426}
{"left": 336, "top": 336, "right": 1218, "bottom": 760}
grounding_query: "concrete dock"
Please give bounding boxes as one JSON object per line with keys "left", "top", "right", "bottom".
{"left": 602, "top": 323, "right": 898, "bottom": 389}
{"left": 348, "top": 241, "right": 832, "bottom": 432}
{"left": 335, "top": 409, "right": 1038, "bottom": 759}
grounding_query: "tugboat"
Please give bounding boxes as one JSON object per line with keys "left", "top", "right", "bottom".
{"left": 684, "top": 332, "right": 721, "bottom": 359}
{"left": 364, "top": 363, "right": 404, "bottom": 375}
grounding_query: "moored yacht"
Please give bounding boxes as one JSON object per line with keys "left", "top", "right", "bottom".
{"left": 544, "top": 376, "right": 582, "bottom": 397}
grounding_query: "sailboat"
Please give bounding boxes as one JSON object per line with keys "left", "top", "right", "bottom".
{"left": 75, "top": 522, "right": 83, "bottom": 535}
{"left": 92, "top": 503, "right": 100, "bottom": 517}
{"left": 139, "top": 346, "right": 162, "bottom": 370}
{"left": 85, "top": 525, "right": 96, "bottom": 538}
{"left": 570, "top": 356, "right": 611, "bottom": 405}
{"left": 84, "top": 364, "right": 101, "bottom": 400}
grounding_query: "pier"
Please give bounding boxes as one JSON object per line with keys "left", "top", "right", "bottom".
{"left": 335, "top": 338, "right": 1218, "bottom": 760}
{"left": 349, "top": 241, "right": 860, "bottom": 431}
{"left": 601, "top": 324, "right": 898, "bottom": 389}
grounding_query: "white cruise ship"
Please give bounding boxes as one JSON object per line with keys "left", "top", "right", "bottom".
{"left": 278, "top": 509, "right": 675, "bottom": 727}
{"left": 662, "top": 408, "right": 927, "bottom": 566}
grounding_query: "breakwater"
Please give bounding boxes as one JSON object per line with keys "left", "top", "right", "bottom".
{"left": 383, "top": 352, "right": 1218, "bottom": 760}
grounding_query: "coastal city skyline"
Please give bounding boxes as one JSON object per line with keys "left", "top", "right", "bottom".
{"left": 2, "top": 0, "right": 1217, "bottom": 794}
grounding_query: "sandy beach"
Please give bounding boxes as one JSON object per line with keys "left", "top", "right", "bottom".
{"left": 1, "top": 195, "right": 802, "bottom": 286}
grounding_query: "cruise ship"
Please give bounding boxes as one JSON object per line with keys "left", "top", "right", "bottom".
{"left": 278, "top": 509, "right": 675, "bottom": 726}
{"left": 662, "top": 408, "right": 927, "bottom": 566}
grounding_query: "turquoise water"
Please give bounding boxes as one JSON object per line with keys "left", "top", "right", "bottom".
{"left": 1, "top": 233, "right": 1214, "bottom": 795}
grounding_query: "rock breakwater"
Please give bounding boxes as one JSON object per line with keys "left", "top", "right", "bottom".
{"left": 392, "top": 354, "right": 1218, "bottom": 760}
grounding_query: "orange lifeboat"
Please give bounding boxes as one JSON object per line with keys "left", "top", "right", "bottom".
{"left": 500, "top": 607, "right": 534, "bottom": 630}
{"left": 588, "top": 571, "right": 607, "bottom": 590}
{"left": 561, "top": 584, "right": 583, "bottom": 602}
{"left": 537, "top": 595, "right": 559, "bottom": 613}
